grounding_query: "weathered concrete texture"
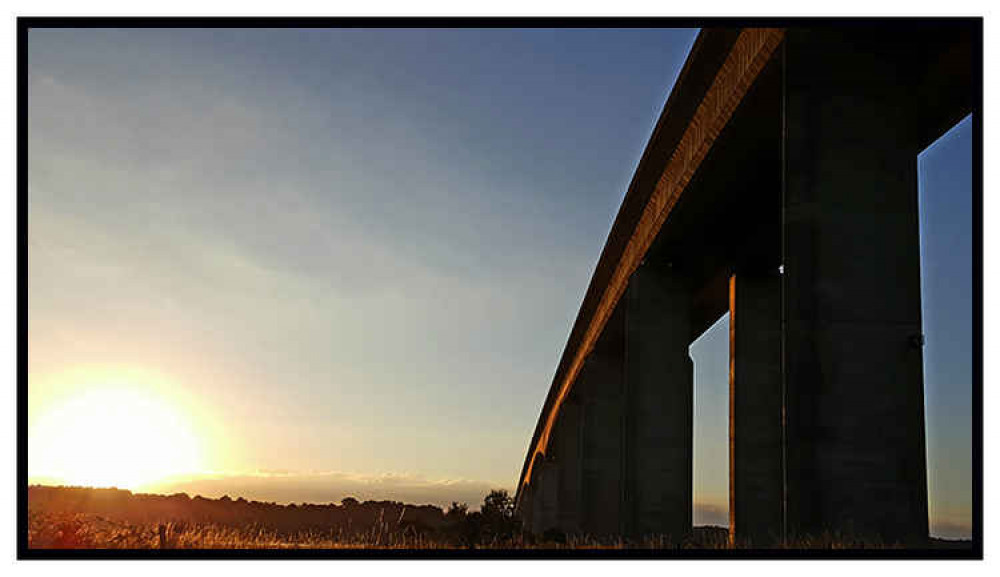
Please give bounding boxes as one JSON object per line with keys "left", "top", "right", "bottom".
{"left": 728, "top": 271, "right": 783, "bottom": 546}
{"left": 524, "top": 454, "right": 540, "bottom": 533}
{"left": 782, "top": 29, "right": 929, "bottom": 543}
{"left": 553, "top": 400, "right": 583, "bottom": 533}
{"left": 578, "top": 303, "right": 626, "bottom": 537}
{"left": 517, "top": 483, "right": 533, "bottom": 530}
{"left": 623, "top": 261, "right": 693, "bottom": 539}
{"left": 531, "top": 459, "right": 560, "bottom": 535}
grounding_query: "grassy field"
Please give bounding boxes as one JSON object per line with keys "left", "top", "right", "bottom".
{"left": 28, "top": 511, "right": 970, "bottom": 550}
{"left": 28, "top": 511, "right": 700, "bottom": 549}
{"left": 29, "top": 511, "right": 455, "bottom": 550}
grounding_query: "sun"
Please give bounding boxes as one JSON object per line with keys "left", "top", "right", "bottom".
{"left": 29, "top": 379, "right": 207, "bottom": 491}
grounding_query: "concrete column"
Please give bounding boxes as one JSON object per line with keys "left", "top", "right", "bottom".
{"left": 517, "top": 483, "right": 534, "bottom": 531}
{"left": 527, "top": 456, "right": 560, "bottom": 535}
{"left": 782, "top": 29, "right": 929, "bottom": 543}
{"left": 729, "top": 270, "right": 783, "bottom": 546}
{"left": 535, "top": 460, "right": 560, "bottom": 534}
{"left": 622, "top": 260, "right": 693, "bottom": 540}
{"left": 529, "top": 471, "right": 543, "bottom": 535}
{"left": 578, "top": 302, "right": 626, "bottom": 537}
{"left": 554, "top": 399, "right": 583, "bottom": 533}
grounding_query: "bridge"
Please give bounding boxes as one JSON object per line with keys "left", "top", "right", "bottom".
{"left": 515, "top": 24, "right": 978, "bottom": 546}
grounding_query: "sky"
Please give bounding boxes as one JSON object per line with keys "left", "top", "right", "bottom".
{"left": 26, "top": 28, "right": 973, "bottom": 538}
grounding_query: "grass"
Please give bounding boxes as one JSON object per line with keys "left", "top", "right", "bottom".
{"left": 28, "top": 511, "right": 968, "bottom": 550}
{"left": 26, "top": 512, "right": 723, "bottom": 550}
{"left": 29, "top": 511, "right": 456, "bottom": 550}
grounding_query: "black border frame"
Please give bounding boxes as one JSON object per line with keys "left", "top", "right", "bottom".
{"left": 16, "top": 16, "right": 984, "bottom": 561}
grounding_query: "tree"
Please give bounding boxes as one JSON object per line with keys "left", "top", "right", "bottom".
{"left": 445, "top": 501, "right": 468, "bottom": 519}
{"left": 443, "top": 502, "right": 474, "bottom": 546}
{"left": 480, "top": 489, "right": 520, "bottom": 541}
{"left": 481, "top": 489, "right": 515, "bottom": 520}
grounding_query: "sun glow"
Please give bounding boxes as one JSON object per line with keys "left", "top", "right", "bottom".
{"left": 29, "top": 369, "right": 212, "bottom": 491}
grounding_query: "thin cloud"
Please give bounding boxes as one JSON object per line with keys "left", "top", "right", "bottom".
{"left": 145, "top": 470, "right": 505, "bottom": 509}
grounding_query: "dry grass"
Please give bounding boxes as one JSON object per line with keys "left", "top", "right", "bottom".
{"left": 25, "top": 512, "right": 700, "bottom": 550}
{"left": 28, "top": 511, "right": 964, "bottom": 551}
{"left": 27, "top": 512, "right": 637, "bottom": 550}
{"left": 28, "top": 511, "right": 456, "bottom": 549}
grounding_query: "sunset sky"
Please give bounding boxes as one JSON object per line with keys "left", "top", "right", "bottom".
{"left": 27, "top": 27, "right": 973, "bottom": 538}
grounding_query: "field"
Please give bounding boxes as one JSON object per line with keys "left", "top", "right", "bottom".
{"left": 28, "top": 511, "right": 732, "bottom": 550}
{"left": 29, "top": 511, "right": 450, "bottom": 550}
{"left": 27, "top": 486, "right": 972, "bottom": 551}
{"left": 30, "top": 511, "right": 975, "bottom": 551}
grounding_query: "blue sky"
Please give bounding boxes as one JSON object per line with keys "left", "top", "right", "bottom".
{"left": 918, "top": 115, "right": 974, "bottom": 539}
{"left": 26, "top": 28, "right": 972, "bottom": 538}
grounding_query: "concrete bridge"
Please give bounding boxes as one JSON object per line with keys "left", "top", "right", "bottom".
{"left": 515, "top": 24, "right": 977, "bottom": 546}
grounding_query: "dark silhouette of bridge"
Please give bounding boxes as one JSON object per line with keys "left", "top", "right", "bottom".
{"left": 515, "top": 24, "right": 978, "bottom": 546}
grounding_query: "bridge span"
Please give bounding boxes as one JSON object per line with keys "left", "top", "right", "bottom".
{"left": 515, "top": 24, "right": 977, "bottom": 545}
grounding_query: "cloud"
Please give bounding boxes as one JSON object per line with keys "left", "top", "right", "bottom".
{"left": 145, "top": 470, "right": 505, "bottom": 510}
{"left": 145, "top": 470, "right": 734, "bottom": 528}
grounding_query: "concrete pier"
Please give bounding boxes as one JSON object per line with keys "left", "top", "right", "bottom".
{"left": 530, "top": 458, "right": 560, "bottom": 535}
{"left": 578, "top": 304, "right": 626, "bottom": 537}
{"left": 729, "top": 270, "right": 783, "bottom": 546}
{"left": 623, "top": 261, "right": 693, "bottom": 539}
{"left": 782, "top": 29, "right": 930, "bottom": 543}
{"left": 553, "top": 399, "right": 583, "bottom": 533}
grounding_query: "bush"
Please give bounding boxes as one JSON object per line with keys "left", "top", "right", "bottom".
{"left": 480, "top": 489, "right": 520, "bottom": 541}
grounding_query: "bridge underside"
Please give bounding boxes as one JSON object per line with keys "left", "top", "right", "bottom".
{"left": 518, "top": 24, "right": 976, "bottom": 546}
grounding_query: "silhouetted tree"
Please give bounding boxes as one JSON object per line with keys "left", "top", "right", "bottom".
{"left": 442, "top": 502, "right": 469, "bottom": 546}
{"left": 482, "top": 489, "right": 515, "bottom": 519}
{"left": 445, "top": 502, "right": 468, "bottom": 519}
{"left": 480, "top": 489, "right": 520, "bottom": 541}
{"left": 461, "top": 511, "right": 483, "bottom": 548}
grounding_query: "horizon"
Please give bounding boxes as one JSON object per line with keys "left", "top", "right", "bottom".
{"left": 27, "top": 27, "right": 973, "bottom": 540}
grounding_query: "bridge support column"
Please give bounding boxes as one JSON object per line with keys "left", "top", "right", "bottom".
{"left": 530, "top": 459, "right": 560, "bottom": 535}
{"left": 623, "top": 261, "right": 693, "bottom": 540}
{"left": 517, "top": 483, "right": 534, "bottom": 531}
{"left": 729, "top": 270, "right": 783, "bottom": 546}
{"left": 782, "top": 29, "right": 929, "bottom": 543}
{"left": 579, "top": 304, "right": 626, "bottom": 537}
{"left": 554, "top": 400, "right": 583, "bottom": 533}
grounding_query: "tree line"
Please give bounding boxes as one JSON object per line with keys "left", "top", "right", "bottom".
{"left": 28, "top": 484, "right": 522, "bottom": 546}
